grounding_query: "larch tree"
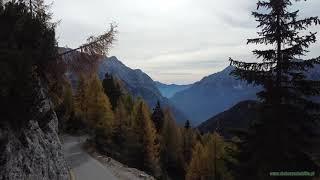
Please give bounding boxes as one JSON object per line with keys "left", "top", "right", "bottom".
{"left": 182, "top": 122, "right": 197, "bottom": 172}
{"left": 55, "top": 80, "right": 74, "bottom": 131}
{"left": 113, "top": 99, "right": 128, "bottom": 147}
{"left": 186, "top": 142, "right": 205, "bottom": 180}
{"left": 74, "top": 74, "right": 90, "bottom": 121}
{"left": 229, "top": 0, "right": 320, "bottom": 179}
{"left": 160, "top": 109, "right": 184, "bottom": 179}
{"left": 86, "top": 75, "right": 114, "bottom": 133}
{"left": 186, "top": 133, "right": 234, "bottom": 180}
{"left": 135, "top": 101, "right": 160, "bottom": 177}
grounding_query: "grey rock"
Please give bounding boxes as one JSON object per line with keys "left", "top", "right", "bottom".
{"left": 0, "top": 78, "right": 69, "bottom": 180}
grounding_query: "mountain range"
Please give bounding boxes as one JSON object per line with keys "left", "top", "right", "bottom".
{"left": 93, "top": 55, "right": 320, "bottom": 128}
{"left": 170, "top": 66, "right": 261, "bottom": 125}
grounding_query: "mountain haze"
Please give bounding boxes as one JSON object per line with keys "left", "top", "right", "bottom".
{"left": 170, "top": 66, "right": 261, "bottom": 125}
{"left": 155, "top": 81, "right": 191, "bottom": 98}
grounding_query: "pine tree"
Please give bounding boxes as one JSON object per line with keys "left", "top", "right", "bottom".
{"left": 151, "top": 100, "right": 164, "bottom": 132}
{"left": 229, "top": 0, "right": 320, "bottom": 179}
{"left": 184, "top": 120, "right": 191, "bottom": 129}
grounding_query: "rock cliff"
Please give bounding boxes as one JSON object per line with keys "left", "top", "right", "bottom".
{"left": 0, "top": 78, "right": 69, "bottom": 180}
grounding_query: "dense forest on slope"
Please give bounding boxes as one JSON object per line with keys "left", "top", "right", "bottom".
{"left": 197, "top": 101, "right": 260, "bottom": 138}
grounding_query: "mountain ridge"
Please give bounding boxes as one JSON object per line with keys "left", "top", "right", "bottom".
{"left": 170, "top": 66, "right": 261, "bottom": 125}
{"left": 98, "top": 56, "right": 189, "bottom": 124}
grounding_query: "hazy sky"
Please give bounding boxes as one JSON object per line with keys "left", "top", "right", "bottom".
{"left": 48, "top": 0, "right": 320, "bottom": 84}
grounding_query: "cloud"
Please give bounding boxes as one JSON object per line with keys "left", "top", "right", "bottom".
{"left": 48, "top": 0, "right": 320, "bottom": 84}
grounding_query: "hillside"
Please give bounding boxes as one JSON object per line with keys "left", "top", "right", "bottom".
{"left": 170, "top": 66, "right": 260, "bottom": 125}
{"left": 197, "top": 100, "right": 260, "bottom": 139}
{"left": 98, "top": 56, "right": 188, "bottom": 124}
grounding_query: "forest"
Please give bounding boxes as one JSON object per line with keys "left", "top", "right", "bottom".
{"left": 0, "top": 0, "right": 319, "bottom": 180}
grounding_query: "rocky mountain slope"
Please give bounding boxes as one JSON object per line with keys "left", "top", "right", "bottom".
{"left": 98, "top": 56, "right": 188, "bottom": 124}
{"left": 0, "top": 78, "right": 69, "bottom": 180}
{"left": 170, "top": 66, "right": 260, "bottom": 125}
{"left": 155, "top": 81, "right": 191, "bottom": 98}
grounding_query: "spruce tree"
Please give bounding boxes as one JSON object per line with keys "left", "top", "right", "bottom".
{"left": 151, "top": 100, "right": 164, "bottom": 132}
{"left": 102, "top": 73, "right": 122, "bottom": 110}
{"left": 229, "top": 0, "right": 320, "bottom": 179}
{"left": 184, "top": 120, "right": 191, "bottom": 129}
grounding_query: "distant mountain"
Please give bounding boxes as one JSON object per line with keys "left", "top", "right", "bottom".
{"left": 172, "top": 63, "right": 320, "bottom": 126}
{"left": 197, "top": 100, "right": 260, "bottom": 139}
{"left": 155, "top": 81, "right": 191, "bottom": 98}
{"left": 98, "top": 56, "right": 188, "bottom": 124}
{"left": 170, "top": 66, "right": 261, "bottom": 125}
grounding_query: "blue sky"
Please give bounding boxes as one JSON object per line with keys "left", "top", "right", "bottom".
{"left": 48, "top": 0, "right": 320, "bottom": 84}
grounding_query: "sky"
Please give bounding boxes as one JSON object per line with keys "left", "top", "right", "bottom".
{"left": 48, "top": 0, "right": 320, "bottom": 84}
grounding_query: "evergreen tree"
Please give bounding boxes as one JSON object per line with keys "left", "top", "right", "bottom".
{"left": 184, "top": 120, "right": 191, "bottom": 129}
{"left": 151, "top": 100, "right": 164, "bottom": 132}
{"left": 102, "top": 73, "right": 122, "bottom": 110}
{"left": 0, "top": 1, "right": 56, "bottom": 128}
{"left": 229, "top": 0, "right": 320, "bottom": 179}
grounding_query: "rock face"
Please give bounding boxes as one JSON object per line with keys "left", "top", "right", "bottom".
{"left": 0, "top": 79, "right": 69, "bottom": 180}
